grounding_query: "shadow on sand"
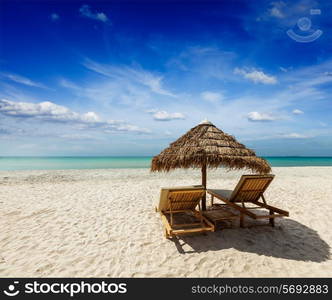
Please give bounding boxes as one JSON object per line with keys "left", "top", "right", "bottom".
{"left": 172, "top": 218, "right": 330, "bottom": 262}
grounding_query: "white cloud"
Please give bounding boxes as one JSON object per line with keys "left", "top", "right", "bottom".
{"left": 0, "top": 72, "right": 47, "bottom": 89}
{"left": 81, "top": 111, "right": 101, "bottom": 123}
{"left": 0, "top": 99, "right": 76, "bottom": 120}
{"left": 243, "top": 132, "right": 314, "bottom": 141}
{"left": 153, "top": 110, "right": 185, "bottom": 121}
{"left": 0, "top": 99, "right": 149, "bottom": 134}
{"left": 145, "top": 108, "right": 158, "bottom": 114}
{"left": 283, "top": 60, "right": 332, "bottom": 91}
{"left": 234, "top": 68, "right": 277, "bottom": 84}
{"left": 79, "top": 5, "right": 109, "bottom": 23}
{"left": 109, "top": 124, "right": 150, "bottom": 133}
{"left": 59, "top": 78, "right": 80, "bottom": 90}
{"left": 279, "top": 66, "right": 292, "bottom": 72}
{"left": 168, "top": 46, "right": 236, "bottom": 81}
{"left": 146, "top": 108, "right": 185, "bottom": 121}
{"left": 0, "top": 99, "right": 96, "bottom": 124}
{"left": 60, "top": 73, "right": 155, "bottom": 113}
{"left": 0, "top": 127, "right": 10, "bottom": 135}
{"left": 201, "top": 91, "right": 223, "bottom": 103}
{"left": 292, "top": 109, "right": 304, "bottom": 115}
{"left": 280, "top": 133, "right": 310, "bottom": 139}
{"left": 83, "top": 59, "right": 175, "bottom": 97}
{"left": 59, "top": 133, "right": 97, "bottom": 140}
{"left": 259, "top": 0, "right": 318, "bottom": 28}
{"left": 247, "top": 111, "right": 278, "bottom": 121}
{"left": 269, "top": 1, "right": 286, "bottom": 18}
{"left": 50, "top": 13, "right": 59, "bottom": 21}
{"left": 139, "top": 73, "right": 173, "bottom": 97}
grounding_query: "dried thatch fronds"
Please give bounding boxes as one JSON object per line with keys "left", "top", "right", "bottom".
{"left": 151, "top": 121, "right": 271, "bottom": 174}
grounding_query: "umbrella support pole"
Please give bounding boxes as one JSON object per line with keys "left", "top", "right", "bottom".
{"left": 201, "top": 163, "right": 207, "bottom": 210}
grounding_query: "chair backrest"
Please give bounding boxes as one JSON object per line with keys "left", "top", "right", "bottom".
{"left": 167, "top": 190, "right": 205, "bottom": 211}
{"left": 230, "top": 174, "right": 274, "bottom": 203}
{"left": 157, "top": 185, "right": 205, "bottom": 212}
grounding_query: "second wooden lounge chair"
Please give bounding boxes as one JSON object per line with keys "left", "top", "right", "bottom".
{"left": 156, "top": 186, "right": 215, "bottom": 238}
{"left": 205, "top": 175, "right": 289, "bottom": 227}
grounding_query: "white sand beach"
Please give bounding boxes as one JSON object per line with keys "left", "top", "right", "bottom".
{"left": 0, "top": 167, "right": 331, "bottom": 277}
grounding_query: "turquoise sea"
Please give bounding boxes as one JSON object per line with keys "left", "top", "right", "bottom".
{"left": 0, "top": 156, "right": 332, "bottom": 171}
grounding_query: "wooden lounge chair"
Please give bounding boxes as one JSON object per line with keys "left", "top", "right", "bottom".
{"left": 206, "top": 175, "right": 289, "bottom": 227}
{"left": 156, "top": 186, "right": 215, "bottom": 238}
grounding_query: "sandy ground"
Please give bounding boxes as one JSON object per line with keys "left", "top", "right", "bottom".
{"left": 0, "top": 167, "right": 331, "bottom": 277}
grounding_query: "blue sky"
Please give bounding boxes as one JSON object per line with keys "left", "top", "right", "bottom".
{"left": 0, "top": 0, "right": 332, "bottom": 156}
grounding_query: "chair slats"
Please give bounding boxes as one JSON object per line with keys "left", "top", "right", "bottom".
{"left": 168, "top": 190, "right": 205, "bottom": 211}
{"left": 230, "top": 175, "right": 274, "bottom": 203}
{"left": 157, "top": 188, "right": 215, "bottom": 238}
{"left": 206, "top": 174, "right": 289, "bottom": 228}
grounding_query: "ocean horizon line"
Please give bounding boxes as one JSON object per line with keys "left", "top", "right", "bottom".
{"left": 1, "top": 156, "right": 332, "bottom": 171}
{"left": 1, "top": 155, "right": 332, "bottom": 158}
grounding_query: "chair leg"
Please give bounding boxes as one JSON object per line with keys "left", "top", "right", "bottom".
{"left": 168, "top": 199, "right": 174, "bottom": 226}
{"left": 240, "top": 213, "right": 244, "bottom": 228}
{"left": 198, "top": 204, "right": 204, "bottom": 228}
{"left": 269, "top": 210, "right": 275, "bottom": 227}
{"left": 211, "top": 195, "right": 214, "bottom": 206}
{"left": 164, "top": 228, "right": 171, "bottom": 239}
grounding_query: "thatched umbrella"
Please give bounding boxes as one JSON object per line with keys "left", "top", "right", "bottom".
{"left": 151, "top": 120, "right": 271, "bottom": 210}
